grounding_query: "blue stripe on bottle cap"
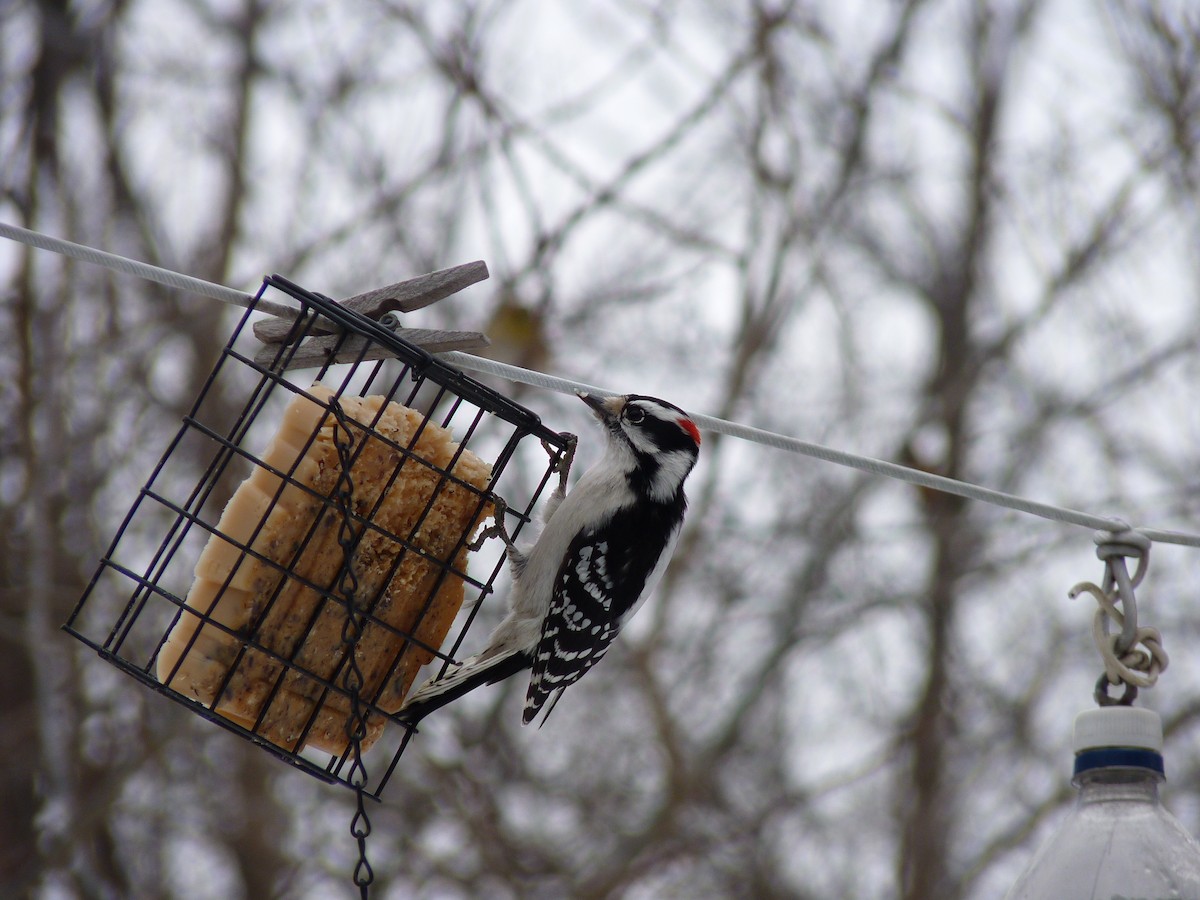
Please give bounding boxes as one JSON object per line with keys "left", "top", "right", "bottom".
{"left": 1074, "top": 747, "right": 1165, "bottom": 777}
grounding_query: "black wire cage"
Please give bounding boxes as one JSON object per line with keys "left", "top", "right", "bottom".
{"left": 66, "top": 274, "right": 571, "bottom": 799}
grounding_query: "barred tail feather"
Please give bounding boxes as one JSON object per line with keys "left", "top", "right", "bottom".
{"left": 399, "top": 649, "right": 532, "bottom": 724}
{"left": 522, "top": 683, "right": 550, "bottom": 726}
{"left": 523, "top": 664, "right": 577, "bottom": 726}
{"left": 525, "top": 686, "right": 567, "bottom": 728}
{"left": 522, "top": 636, "right": 610, "bottom": 726}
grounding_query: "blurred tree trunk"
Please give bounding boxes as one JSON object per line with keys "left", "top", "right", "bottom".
{"left": 897, "top": 7, "right": 1037, "bottom": 897}
{"left": 2, "top": 1, "right": 289, "bottom": 895}
{"left": 6, "top": 3, "right": 107, "bottom": 894}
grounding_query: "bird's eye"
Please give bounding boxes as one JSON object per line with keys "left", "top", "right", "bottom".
{"left": 625, "top": 406, "right": 646, "bottom": 424}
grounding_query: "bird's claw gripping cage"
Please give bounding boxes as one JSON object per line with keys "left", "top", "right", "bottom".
{"left": 66, "top": 273, "right": 573, "bottom": 800}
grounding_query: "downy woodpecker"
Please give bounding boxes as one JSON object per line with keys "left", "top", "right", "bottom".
{"left": 399, "top": 391, "right": 701, "bottom": 726}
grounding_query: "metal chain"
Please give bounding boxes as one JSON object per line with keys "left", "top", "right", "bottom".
{"left": 329, "top": 400, "right": 374, "bottom": 899}
{"left": 1069, "top": 529, "right": 1168, "bottom": 706}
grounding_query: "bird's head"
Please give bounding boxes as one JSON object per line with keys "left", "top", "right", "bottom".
{"left": 578, "top": 392, "right": 701, "bottom": 502}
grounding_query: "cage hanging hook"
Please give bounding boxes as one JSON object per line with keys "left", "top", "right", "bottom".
{"left": 1069, "top": 526, "right": 1167, "bottom": 706}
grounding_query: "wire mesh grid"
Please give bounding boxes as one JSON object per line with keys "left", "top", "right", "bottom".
{"left": 66, "top": 274, "right": 572, "bottom": 799}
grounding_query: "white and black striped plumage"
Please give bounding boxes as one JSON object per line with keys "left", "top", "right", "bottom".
{"left": 399, "top": 392, "right": 701, "bottom": 727}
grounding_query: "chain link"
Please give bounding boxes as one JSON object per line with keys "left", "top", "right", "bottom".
{"left": 329, "top": 400, "right": 374, "bottom": 899}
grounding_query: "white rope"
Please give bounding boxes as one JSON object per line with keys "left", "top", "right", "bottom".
{"left": 442, "top": 352, "right": 1200, "bottom": 547}
{"left": 0, "top": 222, "right": 295, "bottom": 320}
{"left": 6, "top": 221, "right": 1200, "bottom": 549}
{"left": 1070, "top": 580, "right": 1169, "bottom": 689}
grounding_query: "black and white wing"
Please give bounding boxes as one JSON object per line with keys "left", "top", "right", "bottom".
{"left": 522, "top": 500, "right": 684, "bottom": 725}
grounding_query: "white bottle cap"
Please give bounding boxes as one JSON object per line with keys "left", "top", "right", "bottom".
{"left": 1073, "top": 706, "right": 1163, "bottom": 753}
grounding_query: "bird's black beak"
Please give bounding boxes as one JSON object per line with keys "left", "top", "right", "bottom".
{"left": 578, "top": 391, "right": 624, "bottom": 423}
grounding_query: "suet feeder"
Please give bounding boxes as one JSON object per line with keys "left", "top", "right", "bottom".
{"left": 66, "top": 268, "right": 572, "bottom": 800}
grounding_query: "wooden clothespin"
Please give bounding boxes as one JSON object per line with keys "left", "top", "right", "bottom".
{"left": 252, "top": 261, "right": 491, "bottom": 371}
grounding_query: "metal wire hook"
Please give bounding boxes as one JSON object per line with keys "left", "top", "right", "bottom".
{"left": 1093, "top": 528, "right": 1151, "bottom": 655}
{"left": 1070, "top": 527, "right": 1165, "bottom": 706}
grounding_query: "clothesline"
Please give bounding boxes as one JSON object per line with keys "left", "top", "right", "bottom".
{"left": 4, "top": 220, "right": 1198, "bottom": 548}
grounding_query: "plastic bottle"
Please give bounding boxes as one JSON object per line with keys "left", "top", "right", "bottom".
{"left": 1006, "top": 706, "right": 1200, "bottom": 899}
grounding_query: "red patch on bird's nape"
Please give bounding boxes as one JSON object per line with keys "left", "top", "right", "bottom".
{"left": 679, "top": 417, "right": 701, "bottom": 446}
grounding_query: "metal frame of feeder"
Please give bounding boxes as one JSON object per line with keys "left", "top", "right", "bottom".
{"left": 65, "top": 273, "right": 573, "bottom": 800}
